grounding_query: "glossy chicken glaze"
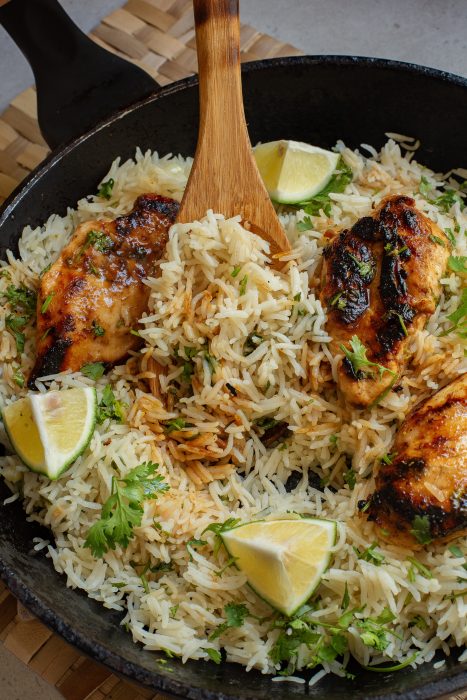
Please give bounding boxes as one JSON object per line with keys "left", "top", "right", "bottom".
{"left": 368, "top": 374, "right": 467, "bottom": 544}
{"left": 29, "top": 194, "right": 178, "bottom": 387}
{"left": 321, "top": 195, "right": 450, "bottom": 406}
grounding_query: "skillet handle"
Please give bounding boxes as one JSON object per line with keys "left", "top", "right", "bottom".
{"left": 0, "top": 0, "right": 158, "bottom": 150}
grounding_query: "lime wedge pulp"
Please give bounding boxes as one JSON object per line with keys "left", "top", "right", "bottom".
{"left": 221, "top": 517, "right": 337, "bottom": 616}
{"left": 254, "top": 139, "right": 339, "bottom": 204}
{"left": 3, "top": 387, "right": 97, "bottom": 480}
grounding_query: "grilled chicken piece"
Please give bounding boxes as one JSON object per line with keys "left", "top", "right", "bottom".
{"left": 320, "top": 195, "right": 450, "bottom": 406}
{"left": 366, "top": 374, "right": 467, "bottom": 545}
{"left": 28, "top": 194, "right": 178, "bottom": 387}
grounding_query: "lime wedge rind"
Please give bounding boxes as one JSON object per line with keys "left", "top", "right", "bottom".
{"left": 254, "top": 140, "right": 339, "bottom": 204}
{"left": 2, "top": 387, "right": 97, "bottom": 480}
{"left": 221, "top": 517, "right": 337, "bottom": 617}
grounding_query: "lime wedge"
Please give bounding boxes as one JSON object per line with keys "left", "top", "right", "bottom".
{"left": 3, "top": 387, "right": 97, "bottom": 480}
{"left": 254, "top": 140, "right": 339, "bottom": 204}
{"left": 221, "top": 518, "right": 337, "bottom": 616}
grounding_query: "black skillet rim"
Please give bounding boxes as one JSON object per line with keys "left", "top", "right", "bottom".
{"left": 0, "top": 53, "right": 466, "bottom": 700}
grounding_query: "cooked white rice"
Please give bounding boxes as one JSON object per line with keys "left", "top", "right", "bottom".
{"left": 0, "top": 139, "right": 465, "bottom": 681}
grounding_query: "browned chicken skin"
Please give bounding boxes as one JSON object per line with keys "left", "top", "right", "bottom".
{"left": 28, "top": 194, "right": 178, "bottom": 387}
{"left": 366, "top": 374, "right": 467, "bottom": 545}
{"left": 320, "top": 195, "right": 450, "bottom": 406}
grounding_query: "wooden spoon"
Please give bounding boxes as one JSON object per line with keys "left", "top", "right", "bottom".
{"left": 177, "top": 0, "right": 291, "bottom": 260}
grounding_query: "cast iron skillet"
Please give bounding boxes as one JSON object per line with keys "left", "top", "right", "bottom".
{"left": 0, "top": 1, "right": 466, "bottom": 698}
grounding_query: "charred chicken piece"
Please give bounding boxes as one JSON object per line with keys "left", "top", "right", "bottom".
{"left": 29, "top": 194, "right": 178, "bottom": 387}
{"left": 366, "top": 374, "right": 467, "bottom": 545}
{"left": 320, "top": 195, "right": 450, "bottom": 406}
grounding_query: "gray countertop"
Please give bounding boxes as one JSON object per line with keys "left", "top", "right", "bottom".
{"left": 1, "top": 1, "right": 466, "bottom": 698}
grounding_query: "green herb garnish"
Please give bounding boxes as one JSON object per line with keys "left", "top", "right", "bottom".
{"left": 91, "top": 320, "right": 105, "bottom": 337}
{"left": 81, "top": 362, "right": 105, "bottom": 380}
{"left": 429, "top": 234, "right": 446, "bottom": 247}
{"left": 407, "top": 556, "right": 432, "bottom": 579}
{"left": 4, "top": 284, "right": 36, "bottom": 315}
{"left": 209, "top": 603, "right": 249, "bottom": 641}
{"left": 344, "top": 468, "right": 356, "bottom": 490}
{"left": 97, "top": 385, "right": 125, "bottom": 424}
{"left": 40, "top": 292, "right": 55, "bottom": 314}
{"left": 239, "top": 275, "right": 248, "bottom": 295}
{"left": 448, "top": 255, "right": 467, "bottom": 275}
{"left": 84, "top": 461, "right": 168, "bottom": 557}
{"left": 6, "top": 314, "right": 28, "bottom": 354}
{"left": 441, "top": 288, "right": 467, "bottom": 337}
{"left": 97, "top": 178, "right": 115, "bottom": 200}
{"left": 296, "top": 215, "right": 314, "bottom": 232}
{"left": 231, "top": 265, "right": 241, "bottom": 278}
{"left": 410, "top": 514, "right": 432, "bottom": 545}
{"left": 340, "top": 335, "right": 395, "bottom": 380}
{"left": 12, "top": 366, "right": 25, "bottom": 387}
{"left": 204, "top": 647, "right": 222, "bottom": 664}
{"left": 353, "top": 542, "right": 385, "bottom": 566}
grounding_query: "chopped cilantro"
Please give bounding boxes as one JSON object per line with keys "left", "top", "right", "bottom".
{"left": 39, "top": 263, "right": 51, "bottom": 278}
{"left": 40, "top": 292, "right": 55, "bottom": 314}
{"left": 407, "top": 556, "right": 432, "bottom": 579}
{"left": 203, "top": 352, "right": 217, "bottom": 374}
{"left": 12, "top": 366, "right": 25, "bottom": 387}
{"left": 329, "top": 433, "right": 338, "bottom": 446}
{"left": 344, "top": 468, "right": 356, "bottom": 490}
{"left": 97, "top": 385, "right": 125, "bottom": 424}
{"left": 444, "top": 227, "right": 456, "bottom": 245}
{"left": 231, "top": 265, "right": 241, "bottom": 278}
{"left": 204, "top": 648, "right": 222, "bottom": 664}
{"left": 169, "top": 604, "right": 179, "bottom": 618}
{"left": 441, "top": 288, "right": 467, "bottom": 337}
{"left": 81, "top": 362, "right": 105, "bottom": 380}
{"left": 209, "top": 602, "right": 249, "bottom": 640}
{"left": 429, "top": 233, "right": 446, "bottom": 247}
{"left": 239, "top": 275, "right": 248, "bottom": 295}
{"left": 6, "top": 314, "right": 27, "bottom": 354}
{"left": 4, "top": 285, "right": 36, "bottom": 316}
{"left": 341, "top": 582, "right": 350, "bottom": 611}
{"left": 448, "top": 255, "right": 467, "bottom": 275}
{"left": 91, "top": 320, "right": 105, "bottom": 337}
{"left": 164, "top": 417, "right": 189, "bottom": 433}
{"left": 97, "top": 178, "right": 115, "bottom": 200}
{"left": 410, "top": 515, "right": 432, "bottom": 545}
{"left": 353, "top": 542, "right": 385, "bottom": 566}
{"left": 296, "top": 215, "right": 314, "bottom": 232}
{"left": 381, "top": 452, "right": 396, "bottom": 465}
{"left": 449, "top": 545, "right": 464, "bottom": 558}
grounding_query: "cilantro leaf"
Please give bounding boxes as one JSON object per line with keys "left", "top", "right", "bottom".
{"left": 84, "top": 462, "right": 168, "bottom": 557}
{"left": 448, "top": 255, "right": 467, "bottom": 275}
{"left": 296, "top": 215, "right": 314, "bottom": 232}
{"left": 4, "top": 284, "right": 36, "bottom": 316}
{"left": 410, "top": 515, "right": 432, "bottom": 545}
{"left": 97, "top": 178, "right": 115, "bottom": 200}
{"left": 41, "top": 292, "right": 55, "bottom": 314}
{"left": 97, "top": 385, "right": 125, "bottom": 424}
{"left": 209, "top": 602, "right": 249, "bottom": 641}
{"left": 340, "top": 335, "right": 395, "bottom": 380}
{"left": 6, "top": 314, "right": 28, "bottom": 354}
{"left": 204, "top": 648, "right": 222, "bottom": 664}
{"left": 344, "top": 468, "right": 356, "bottom": 490}
{"left": 353, "top": 542, "right": 385, "bottom": 566}
{"left": 81, "top": 362, "right": 105, "bottom": 381}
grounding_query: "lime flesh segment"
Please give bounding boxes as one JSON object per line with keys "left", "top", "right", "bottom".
{"left": 3, "top": 387, "right": 97, "bottom": 480}
{"left": 254, "top": 140, "right": 339, "bottom": 204}
{"left": 221, "top": 518, "right": 337, "bottom": 616}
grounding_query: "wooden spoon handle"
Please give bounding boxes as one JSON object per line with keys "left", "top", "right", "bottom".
{"left": 178, "top": 0, "right": 291, "bottom": 259}
{"left": 193, "top": 0, "right": 245, "bottom": 151}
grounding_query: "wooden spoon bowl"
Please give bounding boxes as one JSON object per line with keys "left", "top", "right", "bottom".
{"left": 177, "top": 0, "right": 291, "bottom": 261}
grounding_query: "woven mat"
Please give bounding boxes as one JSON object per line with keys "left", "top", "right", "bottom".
{"left": 0, "top": 2, "right": 465, "bottom": 700}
